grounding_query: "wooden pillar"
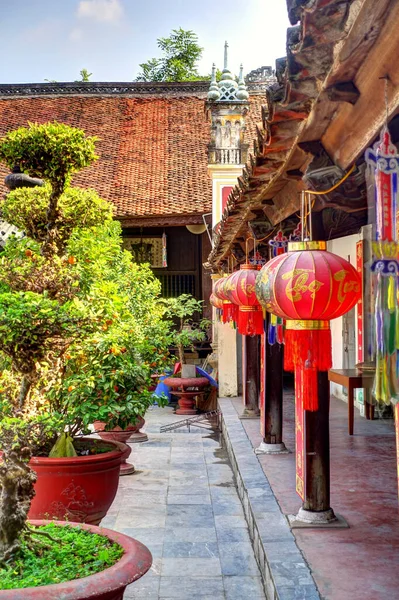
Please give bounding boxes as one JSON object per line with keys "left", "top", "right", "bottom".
{"left": 241, "top": 334, "right": 260, "bottom": 417}
{"left": 296, "top": 371, "right": 336, "bottom": 522}
{"left": 256, "top": 314, "right": 288, "bottom": 453}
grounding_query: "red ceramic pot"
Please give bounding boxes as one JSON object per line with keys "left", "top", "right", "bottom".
{"left": 0, "top": 520, "right": 152, "bottom": 600}
{"left": 126, "top": 416, "right": 148, "bottom": 443}
{"left": 28, "top": 438, "right": 123, "bottom": 526}
{"left": 96, "top": 429, "right": 134, "bottom": 444}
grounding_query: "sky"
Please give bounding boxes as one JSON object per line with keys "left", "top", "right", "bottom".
{"left": 0, "top": 0, "right": 291, "bottom": 84}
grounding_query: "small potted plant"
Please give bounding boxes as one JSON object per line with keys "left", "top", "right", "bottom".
{"left": 163, "top": 294, "right": 211, "bottom": 414}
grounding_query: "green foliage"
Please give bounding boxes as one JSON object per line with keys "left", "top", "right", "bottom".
{"left": 0, "top": 414, "right": 65, "bottom": 457}
{"left": 164, "top": 294, "right": 211, "bottom": 365}
{"left": 0, "top": 523, "right": 123, "bottom": 589}
{"left": 1, "top": 184, "right": 113, "bottom": 246}
{"left": 0, "top": 291, "right": 95, "bottom": 375}
{"left": 77, "top": 68, "right": 92, "bottom": 82}
{"left": 136, "top": 28, "right": 206, "bottom": 82}
{"left": 0, "top": 122, "right": 98, "bottom": 190}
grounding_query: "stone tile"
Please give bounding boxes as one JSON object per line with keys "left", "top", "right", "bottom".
{"left": 159, "top": 576, "right": 225, "bottom": 598}
{"left": 163, "top": 541, "right": 218, "bottom": 558}
{"left": 214, "top": 515, "right": 248, "bottom": 529}
{"left": 276, "top": 585, "right": 320, "bottom": 600}
{"left": 100, "top": 515, "right": 116, "bottom": 529}
{"left": 223, "top": 575, "right": 265, "bottom": 599}
{"left": 165, "top": 504, "right": 215, "bottom": 528}
{"left": 115, "top": 508, "right": 166, "bottom": 529}
{"left": 216, "top": 527, "right": 251, "bottom": 543}
{"left": 117, "top": 527, "right": 165, "bottom": 547}
{"left": 161, "top": 557, "right": 222, "bottom": 577}
{"left": 124, "top": 574, "right": 160, "bottom": 599}
{"left": 219, "top": 542, "right": 261, "bottom": 576}
{"left": 164, "top": 527, "right": 218, "bottom": 543}
{"left": 269, "top": 559, "right": 315, "bottom": 587}
{"left": 212, "top": 497, "right": 245, "bottom": 516}
{"left": 167, "top": 493, "right": 211, "bottom": 505}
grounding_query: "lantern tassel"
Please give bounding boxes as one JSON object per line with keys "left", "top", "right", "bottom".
{"left": 284, "top": 325, "right": 332, "bottom": 411}
{"left": 238, "top": 307, "right": 264, "bottom": 336}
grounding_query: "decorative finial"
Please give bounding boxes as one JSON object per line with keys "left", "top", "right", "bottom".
{"left": 224, "top": 41, "right": 229, "bottom": 70}
{"left": 207, "top": 63, "right": 221, "bottom": 101}
{"left": 236, "top": 64, "right": 249, "bottom": 101}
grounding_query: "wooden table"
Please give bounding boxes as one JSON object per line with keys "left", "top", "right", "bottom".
{"left": 328, "top": 368, "right": 375, "bottom": 435}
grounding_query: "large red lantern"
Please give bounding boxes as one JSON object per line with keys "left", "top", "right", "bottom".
{"left": 225, "top": 264, "right": 264, "bottom": 336}
{"left": 213, "top": 276, "right": 238, "bottom": 325}
{"left": 256, "top": 241, "right": 361, "bottom": 409}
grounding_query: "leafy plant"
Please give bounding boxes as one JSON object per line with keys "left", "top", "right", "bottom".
{"left": 136, "top": 28, "right": 206, "bottom": 82}
{"left": 0, "top": 523, "right": 123, "bottom": 589}
{"left": 0, "top": 121, "right": 174, "bottom": 563}
{"left": 165, "top": 294, "right": 211, "bottom": 365}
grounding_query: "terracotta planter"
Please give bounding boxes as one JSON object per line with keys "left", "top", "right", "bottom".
{"left": 28, "top": 438, "right": 123, "bottom": 526}
{"left": 126, "top": 416, "right": 148, "bottom": 443}
{"left": 119, "top": 443, "right": 135, "bottom": 476}
{"left": 94, "top": 418, "right": 148, "bottom": 444}
{"left": 0, "top": 520, "right": 152, "bottom": 600}
{"left": 163, "top": 376, "right": 209, "bottom": 416}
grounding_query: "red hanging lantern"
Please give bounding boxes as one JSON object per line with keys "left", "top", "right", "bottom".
{"left": 225, "top": 264, "right": 264, "bottom": 336}
{"left": 213, "top": 276, "right": 238, "bottom": 325}
{"left": 256, "top": 241, "right": 361, "bottom": 410}
{"left": 209, "top": 292, "right": 224, "bottom": 322}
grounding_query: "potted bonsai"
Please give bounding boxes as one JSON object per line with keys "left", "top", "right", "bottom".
{"left": 0, "top": 420, "right": 152, "bottom": 598}
{"left": 163, "top": 294, "right": 211, "bottom": 415}
{"left": 0, "top": 121, "right": 167, "bottom": 522}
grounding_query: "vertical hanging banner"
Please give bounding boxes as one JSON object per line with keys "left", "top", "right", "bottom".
{"left": 260, "top": 333, "right": 266, "bottom": 438}
{"left": 356, "top": 241, "right": 364, "bottom": 364}
{"left": 366, "top": 125, "right": 399, "bottom": 502}
{"left": 295, "top": 369, "right": 305, "bottom": 500}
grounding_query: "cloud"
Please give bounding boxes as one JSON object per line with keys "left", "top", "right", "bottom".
{"left": 69, "top": 27, "right": 84, "bottom": 42}
{"left": 77, "top": 0, "right": 124, "bottom": 23}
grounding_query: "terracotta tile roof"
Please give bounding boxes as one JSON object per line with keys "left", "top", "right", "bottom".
{"left": 0, "top": 92, "right": 265, "bottom": 221}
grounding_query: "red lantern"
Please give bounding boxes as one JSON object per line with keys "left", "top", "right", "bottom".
{"left": 225, "top": 264, "right": 264, "bottom": 336}
{"left": 256, "top": 241, "right": 361, "bottom": 410}
{"left": 209, "top": 292, "right": 223, "bottom": 322}
{"left": 214, "top": 276, "right": 238, "bottom": 325}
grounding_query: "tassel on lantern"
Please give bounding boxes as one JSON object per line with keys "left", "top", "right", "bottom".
{"left": 222, "top": 301, "right": 238, "bottom": 325}
{"left": 237, "top": 306, "right": 264, "bottom": 336}
{"left": 284, "top": 321, "right": 332, "bottom": 411}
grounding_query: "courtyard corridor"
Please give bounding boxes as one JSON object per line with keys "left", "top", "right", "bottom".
{"left": 101, "top": 406, "right": 266, "bottom": 600}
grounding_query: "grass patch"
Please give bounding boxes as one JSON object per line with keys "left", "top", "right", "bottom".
{"left": 0, "top": 523, "right": 124, "bottom": 590}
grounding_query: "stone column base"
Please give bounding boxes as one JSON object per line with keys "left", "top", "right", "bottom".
{"left": 239, "top": 408, "right": 260, "bottom": 419}
{"left": 255, "top": 441, "right": 290, "bottom": 455}
{"left": 296, "top": 507, "right": 336, "bottom": 524}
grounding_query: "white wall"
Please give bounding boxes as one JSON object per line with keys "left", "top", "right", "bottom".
{"left": 327, "top": 233, "right": 362, "bottom": 402}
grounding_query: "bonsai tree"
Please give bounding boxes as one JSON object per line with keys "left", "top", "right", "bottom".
{"left": 165, "top": 294, "right": 210, "bottom": 366}
{"left": 0, "top": 122, "right": 168, "bottom": 574}
{"left": 0, "top": 122, "right": 171, "bottom": 443}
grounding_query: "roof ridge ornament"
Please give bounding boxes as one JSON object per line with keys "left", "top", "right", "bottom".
{"left": 207, "top": 64, "right": 221, "bottom": 101}
{"left": 236, "top": 65, "right": 249, "bottom": 101}
{"left": 207, "top": 43, "right": 249, "bottom": 104}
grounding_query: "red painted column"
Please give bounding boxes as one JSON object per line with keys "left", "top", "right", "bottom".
{"left": 241, "top": 334, "right": 260, "bottom": 417}
{"left": 257, "top": 313, "right": 287, "bottom": 453}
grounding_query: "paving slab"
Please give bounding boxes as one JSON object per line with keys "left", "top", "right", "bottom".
{"left": 108, "top": 406, "right": 266, "bottom": 600}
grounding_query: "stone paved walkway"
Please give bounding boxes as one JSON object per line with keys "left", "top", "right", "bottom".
{"left": 101, "top": 406, "right": 266, "bottom": 600}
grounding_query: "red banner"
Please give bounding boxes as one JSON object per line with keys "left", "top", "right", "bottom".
{"left": 396, "top": 405, "right": 399, "bottom": 500}
{"left": 295, "top": 369, "right": 305, "bottom": 500}
{"left": 356, "top": 241, "right": 364, "bottom": 363}
{"left": 260, "top": 333, "right": 265, "bottom": 437}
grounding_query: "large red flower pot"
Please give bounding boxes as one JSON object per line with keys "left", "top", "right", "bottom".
{"left": 28, "top": 438, "right": 123, "bottom": 526}
{"left": 0, "top": 520, "right": 152, "bottom": 600}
